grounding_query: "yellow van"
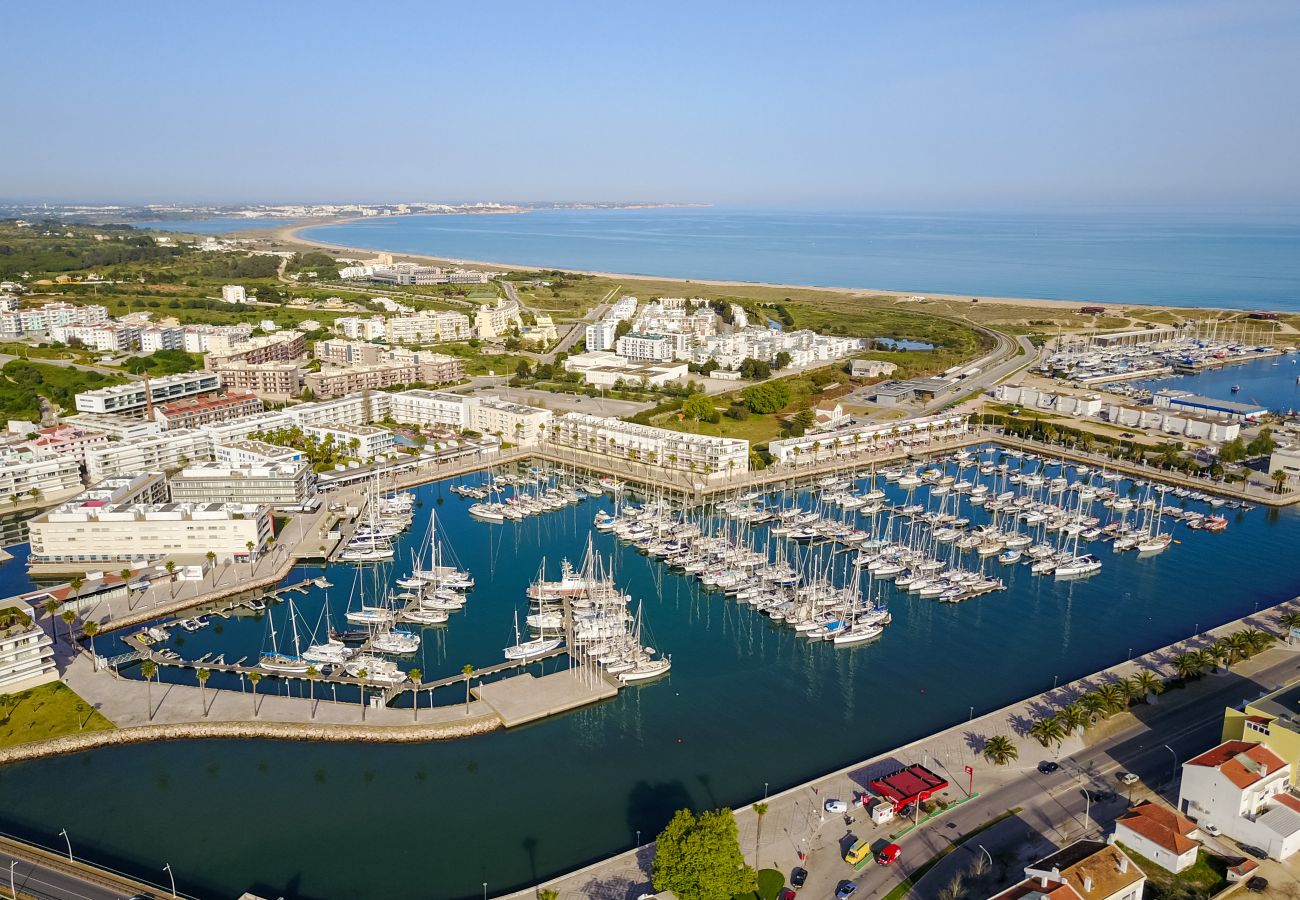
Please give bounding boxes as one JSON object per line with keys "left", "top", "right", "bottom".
{"left": 844, "top": 840, "right": 872, "bottom": 868}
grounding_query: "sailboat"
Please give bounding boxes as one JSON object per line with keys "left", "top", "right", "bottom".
{"left": 503, "top": 609, "right": 564, "bottom": 660}
{"left": 303, "top": 597, "right": 355, "bottom": 665}
{"left": 259, "top": 600, "right": 310, "bottom": 674}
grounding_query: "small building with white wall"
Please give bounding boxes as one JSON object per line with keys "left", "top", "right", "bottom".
{"left": 1179, "top": 740, "right": 1300, "bottom": 860}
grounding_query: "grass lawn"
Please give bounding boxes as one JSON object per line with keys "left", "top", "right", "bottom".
{"left": 0, "top": 681, "right": 114, "bottom": 749}
{"left": 732, "top": 868, "right": 784, "bottom": 900}
{"left": 655, "top": 410, "right": 786, "bottom": 445}
{"left": 1116, "top": 844, "right": 1227, "bottom": 899}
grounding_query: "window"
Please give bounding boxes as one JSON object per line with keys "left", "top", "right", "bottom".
{"left": 1245, "top": 719, "right": 1270, "bottom": 735}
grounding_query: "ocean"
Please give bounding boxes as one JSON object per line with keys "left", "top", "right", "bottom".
{"left": 292, "top": 207, "right": 1300, "bottom": 310}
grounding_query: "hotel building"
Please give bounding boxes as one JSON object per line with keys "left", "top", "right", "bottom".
{"left": 544, "top": 413, "right": 749, "bottom": 477}
{"left": 74, "top": 371, "right": 223, "bottom": 415}
{"left": 155, "top": 391, "right": 265, "bottom": 430}
{"left": 168, "top": 460, "right": 315, "bottom": 508}
{"left": 0, "top": 599, "right": 57, "bottom": 694}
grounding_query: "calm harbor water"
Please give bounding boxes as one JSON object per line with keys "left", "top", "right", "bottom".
{"left": 288, "top": 208, "right": 1300, "bottom": 310}
{"left": 1134, "top": 353, "right": 1300, "bottom": 415}
{"left": 2, "top": 448, "right": 1300, "bottom": 900}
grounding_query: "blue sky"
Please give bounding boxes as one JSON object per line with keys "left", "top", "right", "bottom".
{"left": 4, "top": 0, "right": 1299, "bottom": 209}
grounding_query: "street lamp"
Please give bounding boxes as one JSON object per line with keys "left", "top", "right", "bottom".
{"left": 59, "top": 828, "right": 72, "bottom": 862}
{"left": 483, "top": 882, "right": 488, "bottom": 900}
{"left": 10, "top": 859, "right": 16, "bottom": 900}
{"left": 1164, "top": 744, "right": 1179, "bottom": 783}
{"left": 978, "top": 845, "right": 993, "bottom": 869}
{"left": 764, "top": 782, "right": 769, "bottom": 799}
{"left": 164, "top": 863, "right": 176, "bottom": 898}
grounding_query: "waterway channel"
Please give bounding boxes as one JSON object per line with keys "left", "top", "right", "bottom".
{"left": 2, "top": 448, "right": 1299, "bottom": 900}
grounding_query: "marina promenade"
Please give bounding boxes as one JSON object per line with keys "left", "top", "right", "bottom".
{"left": 510, "top": 594, "right": 1300, "bottom": 900}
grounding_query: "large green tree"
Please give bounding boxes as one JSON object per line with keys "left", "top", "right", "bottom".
{"left": 653, "top": 808, "right": 756, "bottom": 900}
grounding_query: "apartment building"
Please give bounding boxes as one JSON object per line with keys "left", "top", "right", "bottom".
{"left": 181, "top": 324, "right": 253, "bottom": 354}
{"left": 545, "top": 412, "right": 749, "bottom": 477}
{"left": 386, "top": 389, "right": 473, "bottom": 429}
{"left": 469, "top": 397, "right": 551, "bottom": 445}
{"left": 139, "top": 325, "right": 184, "bottom": 352}
{"left": 0, "top": 302, "right": 108, "bottom": 337}
{"left": 0, "top": 449, "right": 84, "bottom": 503}
{"left": 74, "top": 371, "right": 223, "bottom": 415}
{"left": 1179, "top": 741, "right": 1300, "bottom": 860}
{"left": 766, "top": 413, "right": 968, "bottom": 464}
{"left": 85, "top": 429, "right": 213, "bottom": 481}
{"left": 215, "top": 439, "right": 306, "bottom": 468}
{"left": 615, "top": 332, "right": 676, "bottom": 363}
{"left": 221, "top": 285, "right": 247, "bottom": 304}
{"left": 691, "top": 327, "right": 863, "bottom": 370}
{"left": 155, "top": 391, "right": 265, "bottom": 430}
{"left": 304, "top": 353, "right": 463, "bottom": 398}
{"left": 472, "top": 298, "right": 523, "bottom": 340}
{"left": 51, "top": 323, "right": 140, "bottom": 352}
{"left": 303, "top": 423, "right": 394, "bottom": 459}
{"left": 0, "top": 599, "right": 57, "bottom": 694}
{"left": 585, "top": 320, "right": 618, "bottom": 352}
{"left": 28, "top": 499, "right": 272, "bottom": 565}
{"left": 198, "top": 411, "right": 295, "bottom": 446}
{"left": 314, "top": 339, "right": 387, "bottom": 367}
{"left": 204, "top": 331, "right": 306, "bottom": 369}
{"left": 62, "top": 413, "right": 162, "bottom": 441}
{"left": 387, "top": 310, "right": 471, "bottom": 344}
{"left": 169, "top": 460, "right": 315, "bottom": 508}
{"left": 214, "top": 361, "right": 305, "bottom": 401}
{"left": 285, "top": 393, "right": 384, "bottom": 429}
{"left": 20, "top": 424, "right": 109, "bottom": 467}
{"left": 335, "top": 315, "right": 388, "bottom": 341}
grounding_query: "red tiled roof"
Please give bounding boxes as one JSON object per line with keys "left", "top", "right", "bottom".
{"left": 1116, "top": 801, "right": 1199, "bottom": 855}
{"left": 1276, "top": 793, "right": 1300, "bottom": 814}
{"left": 1186, "top": 740, "right": 1287, "bottom": 789}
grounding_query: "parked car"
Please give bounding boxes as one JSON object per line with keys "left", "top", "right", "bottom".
{"left": 824, "top": 799, "right": 848, "bottom": 814}
{"left": 1202, "top": 823, "right": 1221, "bottom": 837}
{"left": 835, "top": 881, "right": 857, "bottom": 900}
{"left": 1246, "top": 876, "right": 1269, "bottom": 893}
{"left": 1038, "top": 761, "right": 1060, "bottom": 774}
{"left": 778, "top": 889, "right": 796, "bottom": 900}
{"left": 1118, "top": 772, "right": 1139, "bottom": 785}
{"left": 790, "top": 868, "right": 807, "bottom": 889}
{"left": 877, "top": 844, "right": 902, "bottom": 866}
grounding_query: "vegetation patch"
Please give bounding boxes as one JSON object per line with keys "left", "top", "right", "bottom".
{"left": 0, "top": 682, "right": 114, "bottom": 749}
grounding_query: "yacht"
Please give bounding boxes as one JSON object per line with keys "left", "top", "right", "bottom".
{"left": 344, "top": 656, "right": 407, "bottom": 685}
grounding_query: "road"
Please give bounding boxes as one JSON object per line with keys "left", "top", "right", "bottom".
{"left": 0, "top": 840, "right": 168, "bottom": 900}
{"left": 916, "top": 330, "right": 1037, "bottom": 416}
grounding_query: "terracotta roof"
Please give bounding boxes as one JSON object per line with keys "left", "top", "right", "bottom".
{"left": 1276, "top": 792, "right": 1300, "bottom": 814}
{"left": 989, "top": 879, "right": 1081, "bottom": 900}
{"left": 1186, "top": 740, "right": 1288, "bottom": 789}
{"left": 1115, "top": 801, "right": 1199, "bottom": 855}
{"left": 1061, "top": 844, "right": 1145, "bottom": 897}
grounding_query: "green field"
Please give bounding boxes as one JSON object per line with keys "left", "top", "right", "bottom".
{"left": 0, "top": 359, "right": 125, "bottom": 421}
{"left": 0, "top": 681, "right": 114, "bottom": 749}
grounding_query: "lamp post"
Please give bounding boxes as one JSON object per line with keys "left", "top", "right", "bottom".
{"left": 483, "top": 882, "right": 488, "bottom": 900}
{"left": 979, "top": 844, "right": 993, "bottom": 869}
{"left": 764, "top": 782, "right": 769, "bottom": 800}
{"left": 59, "top": 829, "right": 72, "bottom": 862}
{"left": 164, "top": 863, "right": 176, "bottom": 898}
{"left": 1164, "top": 744, "right": 1179, "bottom": 783}
{"left": 10, "top": 859, "right": 16, "bottom": 900}
{"left": 636, "top": 830, "right": 641, "bottom": 848}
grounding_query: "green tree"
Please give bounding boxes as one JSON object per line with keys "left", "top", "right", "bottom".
{"left": 82, "top": 620, "right": 99, "bottom": 670}
{"left": 1132, "top": 669, "right": 1165, "bottom": 700}
{"left": 982, "top": 735, "right": 1018, "bottom": 766}
{"left": 462, "top": 664, "right": 475, "bottom": 714}
{"left": 1094, "top": 683, "right": 1128, "bottom": 716}
{"left": 1274, "top": 469, "right": 1289, "bottom": 494}
{"left": 306, "top": 665, "right": 319, "bottom": 719}
{"left": 1247, "top": 427, "right": 1276, "bottom": 458}
{"left": 652, "top": 808, "right": 756, "bottom": 900}
{"left": 751, "top": 801, "right": 768, "bottom": 869}
{"left": 1029, "top": 715, "right": 1065, "bottom": 748}
{"left": 1173, "top": 652, "right": 1205, "bottom": 681}
{"left": 742, "top": 381, "right": 791, "bottom": 414}
{"left": 248, "top": 671, "right": 263, "bottom": 717}
{"left": 165, "top": 559, "right": 177, "bottom": 597}
{"left": 60, "top": 609, "right": 76, "bottom": 645}
{"left": 206, "top": 551, "right": 217, "bottom": 587}
{"left": 140, "top": 659, "right": 158, "bottom": 722}
{"left": 409, "top": 668, "right": 422, "bottom": 722}
{"left": 773, "top": 351, "right": 792, "bottom": 370}
{"left": 682, "top": 394, "right": 718, "bottom": 423}
{"left": 1056, "top": 703, "right": 1090, "bottom": 735}
{"left": 196, "top": 667, "right": 211, "bottom": 717}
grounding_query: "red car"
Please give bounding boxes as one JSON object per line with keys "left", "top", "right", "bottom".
{"left": 778, "top": 890, "right": 796, "bottom": 900}
{"left": 877, "top": 844, "right": 902, "bottom": 866}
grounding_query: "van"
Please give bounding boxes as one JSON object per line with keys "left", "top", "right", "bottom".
{"left": 844, "top": 840, "right": 872, "bottom": 867}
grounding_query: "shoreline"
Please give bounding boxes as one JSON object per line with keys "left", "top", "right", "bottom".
{"left": 258, "top": 216, "right": 1271, "bottom": 316}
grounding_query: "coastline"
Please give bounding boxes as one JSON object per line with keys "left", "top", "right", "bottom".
{"left": 260, "top": 217, "right": 1261, "bottom": 316}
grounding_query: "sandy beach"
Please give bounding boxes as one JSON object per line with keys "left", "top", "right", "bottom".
{"left": 240, "top": 217, "right": 1263, "bottom": 317}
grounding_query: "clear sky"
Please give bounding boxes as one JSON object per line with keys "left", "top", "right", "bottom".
{"left": 5, "top": 0, "right": 1299, "bottom": 209}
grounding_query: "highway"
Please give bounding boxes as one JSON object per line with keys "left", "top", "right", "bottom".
{"left": 0, "top": 837, "right": 170, "bottom": 900}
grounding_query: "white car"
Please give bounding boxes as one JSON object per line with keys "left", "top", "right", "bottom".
{"left": 824, "top": 799, "right": 848, "bottom": 814}
{"left": 1118, "top": 772, "right": 1139, "bottom": 785}
{"left": 1203, "top": 823, "right": 1221, "bottom": 837}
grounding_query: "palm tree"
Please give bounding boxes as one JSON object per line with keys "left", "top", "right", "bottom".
{"left": 1056, "top": 703, "right": 1090, "bottom": 736}
{"left": 752, "top": 801, "right": 768, "bottom": 868}
{"left": 1029, "top": 716, "right": 1065, "bottom": 748}
{"left": 1279, "top": 611, "right": 1300, "bottom": 642}
{"left": 119, "top": 568, "right": 132, "bottom": 587}
{"left": 462, "top": 664, "right": 475, "bottom": 715}
{"left": 1117, "top": 677, "right": 1144, "bottom": 707}
{"left": 196, "top": 667, "right": 211, "bottom": 717}
{"left": 356, "top": 669, "right": 368, "bottom": 721}
{"left": 306, "top": 665, "right": 319, "bottom": 719}
{"left": 42, "top": 598, "right": 60, "bottom": 621}
{"left": 60, "top": 609, "right": 76, "bottom": 646}
{"left": 247, "top": 541, "right": 256, "bottom": 575}
{"left": 165, "top": 560, "right": 177, "bottom": 597}
{"left": 537, "top": 890, "right": 558, "bottom": 900}
{"left": 1080, "top": 691, "right": 1109, "bottom": 720}
{"left": 1173, "top": 652, "right": 1204, "bottom": 681}
{"left": 1242, "top": 628, "right": 1275, "bottom": 657}
{"left": 1273, "top": 468, "right": 1288, "bottom": 494}
{"left": 982, "top": 735, "right": 1019, "bottom": 766}
{"left": 206, "top": 551, "right": 217, "bottom": 587}
{"left": 28, "top": 487, "right": 41, "bottom": 503}
{"left": 141, "top": 659, "right": 158, "bottom": 722}
{"left": 68, "top": 575, "right": 84, "bottom": 606}
{"left": 1132, "top": 669, "right": 1165, "bottom": 701}
{"left": 1226, "top": 632, "right": 1252, "bottom": 665}
{"left": 83, "top": 621, "right": 99, "bottom": 670}
{"left": 408, "top": 668, "right": 422, "bottom": 722}
{"left": 1095, "top": 683, "right": 1128, "bottom": 716}
{"left": 248, "top": 671, "right": 263, "bottom": 717}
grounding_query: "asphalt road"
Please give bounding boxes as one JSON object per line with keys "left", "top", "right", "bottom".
{"left": 0, "top": 845, "right": 157, "bottom": 900}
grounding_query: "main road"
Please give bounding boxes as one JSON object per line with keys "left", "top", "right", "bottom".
{"left": 0, "top": 836, "right": 173, "bottom": 900}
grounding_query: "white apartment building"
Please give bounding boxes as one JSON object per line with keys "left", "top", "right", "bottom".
{"left": 387, "top": 390, "right": 473, "bottom": 429}
{"left": 74, "top": 371, "right": 223, "bottom": 415}
{"left": 0, "top": 600, "right": 58, "bottom": 694}
{"left": 51, "top": 323, "right": 140, "bottom": 353}
{"left": 545, "top": 412, "right": 749, "bottom": 477}
{"left": 63, "top": 413, "right": 162, "bottom": 441}
{"left": 199, "top": 411, "right": 295, "bottom": 446}
{"left": 606, "top": 295, "right": 638, "bottom": 322}
{"left": 691, "top": 327, "right": 863, "bottom": 370}
{"left": 1179, "top": 740, "right": 1300, "bottom": 860}
{"left": 335, "top": 315, "right": 388, "bottom": 341}
{"left": 182, "top": 324, "right": 253, "bottom": 354}
{"left": 85, "top": 429, "right": 213, "bottom": 481}
{"left": 766, "top": 414, "right": 969, "bottom": 464}
{"left": 169, "top": 460, "right": 315, "bottom": 508}
{"left": 0, "top": 450, "right": 84, "bottom": 503}
{"left": 28, "top": 499, "right": 272, "bottom": 565}
{"left": 221, "top": 285, "right": 247, "bottom": 304}
{"left": 286, "top": 393, "right": 386, "bottom": 429}
{"left": 470, "top": 398, "right": 551, "bottom": 445}
{"left": 563, "top": 351, "right": 688, "bottom": 387}
{"left": 215, "top": 439, "right": 306, "bottom": 468}
{"left": 304, "top": 423, "right": 394, "bottom": 459}
{"left": 387, "top": 310, "right": 471, "bottom": 344}
{"left": 585, "top": 320, "right": 618, "bottom": 352}
{"left": 139, "top": 325, "right": 185, "bottom": 352}
{"left": 1270, "top": 445, "right": 1300, "bottom": 487}
{"left": 20, "top": 424, "right": 109, "bottom": 468}
{"left": 615, "top": 332, "right": 676, "bottom": 363}
{"left": 472, "top": 298, "right": 523, "bottom": 340}
{"left": 0, "top": 302, "right": 109, "bottom": 338}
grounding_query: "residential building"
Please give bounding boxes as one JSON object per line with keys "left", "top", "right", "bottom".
{"left": 304, "top": 353, "right": 463, "bottom": 398}
{"left": 51, "top": 323, "right": 140, "bottom": 352}
{"left": 0, "top": 599, "right": 57, "bottom": 694}
{"left": 20, "top": 424, "right": 109, "bottom": 467}
{"left": 989, "top": 840, "right": 1144, "bottom": 900}
{"left": 472, "top": 298, "right": 523, "bottom": 340}
{"left": 335, "top": 315, "right": 388, "bottom": 341}
{"left": 851, "top": 359, "right": 899, "bottom": 379}
{"left": 0, "top": 302, "right": 108, "bottom": 337}
{"left": 616, "top": 332, "right": 675, "bottom": 363}
{"left": 469, "top": 397, "right": 552, "bottom": 446}
{"left": 520, "top": 313, "right": 557, "bottom": 346}
{"left": 198, "top": 411, "right": 295, "bottom": 446}
{"left": 812, "top": 400, "right": 849, "bottom": 430}
{"left": 285, "top": 393, "right": 385, "bottom": 429}
{"left": 690, "top": 327, "right": 863, "bottom": 371}
{"left": 1178, "top": 740, "right": 1300, "bottom": 859}
{"left": 214, "top": 361, "right": 305, "bottom": 401}
{"left": 544, "top": 412, "right": 748, "bottom": 477}
{"left": 387, "top": 390, "right": 473, "bottom": 429}
{"left": 1111, "top": 801, "right": 1200, "bottom": 873}
{"left": 168, "top": 460, "right": 314, "bottom": 508}
{"left": 387, "top": 310, "right": 471, "bottom": 344}
{"left": 315, "top": 339, "right": 387, "bottom": 367}
{"left": 562, "top": 351, "right": 688, "bottom": 388}
{"left": 154, "top": 391, "right": 265, "bottom": 430}
{"left": 767, "top": 414, "right": 968, "bottom": 464}
{"left": 214, "top": 439, "right": 306, "bottom": 468}
{"left": 28, "top": 498, "right": 272, "bottom": 565}
{"left": 303, "top": 423, "right": 394, "bottom": 459}
{"left": 74, "top": 372, "right": 223, "bottom": 415}
{"left": 220, "top": 285, "right": 247, "bottom": 304}
{"left": 181, "top": 324, "right": 253, "bottom": 354}
{"left": 585, "top": 320, "right": 618, "bottom": 352}
{"left": 84, "top": 429, "right": 212, "bottom": 481}
{"left": 204, "top": 331, "right": 306, "bottom": 369}
{"left": 139, "top": 325, "right": 184, "bottom": 352}
{"left": 0, "top": 449, "right": 85, "bottom": 503}
{"left": 1224, "top": 681, "right": 1300, "bottom": 784}
{"left": 62, "top": 414, "right": 162, "bottom": 441}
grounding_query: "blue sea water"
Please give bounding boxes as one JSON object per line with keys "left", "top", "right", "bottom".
{"left": 136, "top": 218, "right": 294, "bottom": 234}
{"left": 1135, "top": 353, "right": 1300, "bottom": 415}
{"left": 295, "top": 208, "right": 1300, "bottom": 310}
{"left": 2, "top": 447, "right": 1299, "bottom": 900}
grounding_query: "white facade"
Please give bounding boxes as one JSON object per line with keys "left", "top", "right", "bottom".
{"left": 74, "top": 371, "right": 223, "bottom": 415}
{"left": 563, "top": 351, "right": 688, "bottom": 387}
{"left": 545, "top": 412, "right": 749, "bottom": 478}
{"left": 28, "top": 500, "right": 272, "bottom": 564}
{"left": 303, "top": 423, "right": 394, "bottom": 459}
{"left": 1179, "top": 741, "right": 1300, "bottom": 860}
{"left": 0, "top": 302, "right": 108, "bottom": 336}
{"left": 472, "top": 298, "right": 522, "bottom": 340}
{"left": 0, "top": 450, "right": 84, "bottom": 502}
{"left": 221, "top": 285, "right": 247, "bottom": 304}
{"left": 767, "top": 414, "right": 969, "bottom": 464}
{"left": 387, "top": 310, "right": 471, "bottom": 344}
{"left": 585, "top": 320, "right": 618, "bottom": 352}
{"left": 616, "top": 332, "right": 675, "bottom": 362}
{"left": 387, "top": 390, "right": 473, "bottom": 429}
{"left": 214, "top": 439, "right": 306, "bottom": 468}
{"left": 469, "top": 398, "right": 551, "bottom": 445}
{"left": 0, "top": 600, "right": 57, "bottom": 694}
{"left": 139, "top": 325, "right": 184, "bottom": 352}
{"left": 169, "top": 461, "right": 314, "bottom": 507}
{"left": 85, "top": 430, "right": 213, "bottom": 481}
{"left": 335, "top": 315, "right": 388, "bottom": 341}
{"left": 51, "top": 323, "right": 139, "bottom": 352}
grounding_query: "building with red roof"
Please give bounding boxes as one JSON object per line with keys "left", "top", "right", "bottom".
{"left": 868, "top": 763, "right": 948, "bottom": 813}
{"left": 1112, "top": 801, "right": 1200, "bottom": 873}
{"left": 1179, "top": 739, "right": 1300, "bottom": 860}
